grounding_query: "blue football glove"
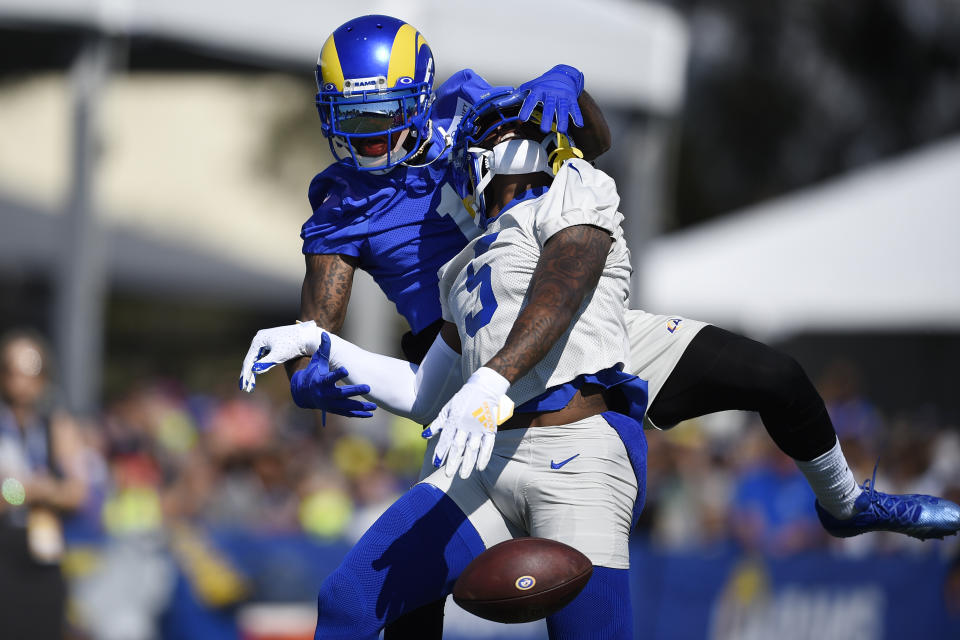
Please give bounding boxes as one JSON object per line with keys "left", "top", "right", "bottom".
{"left": 517, "top": 64, "right": 585, "bottom": 134}
{"left": 290, "top": 333, "right": 377, "bottom": 425}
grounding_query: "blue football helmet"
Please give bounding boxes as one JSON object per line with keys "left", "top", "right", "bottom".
{"left": 315, "top": 15, "right": 435, "bottom": 171}
{"left": 451, "top": 89, "right": 583, "bottom": 229}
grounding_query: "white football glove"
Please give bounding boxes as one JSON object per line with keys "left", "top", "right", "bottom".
{"left": 239, "top": 321, "right": 323, "bottom": 392}
{"left": 422, "top": 367, "right": 514, "bottom": 479}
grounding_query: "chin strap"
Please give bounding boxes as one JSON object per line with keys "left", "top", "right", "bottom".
{"left": 547, "top": 131, "right": 584, "bottom": 174}
{"left": 524, "top": 109, "right": 585, "bottom": 173}
{"left": 404, "top": 120, "right": 453, "bottom": 168}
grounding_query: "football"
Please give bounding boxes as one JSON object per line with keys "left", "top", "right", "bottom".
{"left": 452, "top": 537, "right": 593, "bottom": 624}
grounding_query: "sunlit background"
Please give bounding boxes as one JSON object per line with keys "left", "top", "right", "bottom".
{"left": 1, "top": 1, "right": 958, "bottom": 639}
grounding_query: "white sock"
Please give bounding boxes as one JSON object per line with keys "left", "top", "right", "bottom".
{"left": 794, "top": 438, "right": 862, "bottom": 519}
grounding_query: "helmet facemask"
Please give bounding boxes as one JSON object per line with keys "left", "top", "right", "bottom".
{"left": 452, "top": 90, "right": 583, "bottom": 229}
{"left": 316, "top": 81, "right": 432, "bottom": 170}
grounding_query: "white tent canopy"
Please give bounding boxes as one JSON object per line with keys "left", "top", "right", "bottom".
{"left": 0, "top": 0, "right": 689, "bottom": 113}
{"left": 640, "top": 136, "right": 960, "bottom": 339}
{"left": 0, "top": 0, "right": 690, "bottom": 414}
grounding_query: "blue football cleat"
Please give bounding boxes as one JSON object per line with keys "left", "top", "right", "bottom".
{"left": 816, "top": 465, "right": 960, "bottom": 540}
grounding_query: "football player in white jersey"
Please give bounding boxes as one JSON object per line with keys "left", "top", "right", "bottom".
{"left": 297, "top": 90, "right": 647, "bottom": 638}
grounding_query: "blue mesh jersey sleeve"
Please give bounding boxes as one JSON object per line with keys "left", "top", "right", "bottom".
{"left": 301, "top": 167, "right": 370, "bottom": 258}
{"left": 301, "top": 162, "right": 478, "bottom": 335}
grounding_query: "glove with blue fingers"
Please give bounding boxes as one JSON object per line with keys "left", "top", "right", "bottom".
{"left": 239, "top": 320, "right": 323, "bottom": 392}
{"left": 422, "top": 367, "right": 514, "bottom": 479}
{"left": 290, "top": 332, "right": 377, "bottom": 426}
{"left": 517, "top": 64, "right": 585, "bottom": 134}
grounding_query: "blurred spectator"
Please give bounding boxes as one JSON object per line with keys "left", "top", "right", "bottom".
{"left": 344, "top": 466, "right": 403, "bottom": 544}
{"left": 728, "top": 428, "right": 824, "bottom": 556}
{"left": 647, "top": 418, "right": 735, "bottom": 550}
{"left": 0, "top": 329, "right": 88, "bottom": 640}
{"left": 817, "top": 359, "right": 883, "bottom": 479}
{"left": 297, "top": 462, "right": 353, "bottom": 540}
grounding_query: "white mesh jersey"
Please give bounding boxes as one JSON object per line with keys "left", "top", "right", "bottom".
{"left": 438, "top": 158, "right": 632, "bottom": 407}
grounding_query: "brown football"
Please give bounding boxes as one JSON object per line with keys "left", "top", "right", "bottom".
{"left": 452, "top": 537, "right": 593, "bottom": 624}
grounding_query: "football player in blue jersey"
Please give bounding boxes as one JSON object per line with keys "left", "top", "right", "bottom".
{"left": 242, "top": 13, "right": 960, "bottom": 639}
{"left": 237, "top": 14, "right": 614, "bottom": 639}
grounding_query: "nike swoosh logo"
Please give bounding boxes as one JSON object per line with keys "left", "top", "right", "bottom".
{"left": 550, "top": 454, "right": 580, "bottom": 470}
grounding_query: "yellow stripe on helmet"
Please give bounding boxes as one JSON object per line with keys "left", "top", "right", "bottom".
{"left": 386, "top": 23, "right": 423, "bottom": 88}
{"left": 318, "top": 34, "right": 345, "bottom": 91}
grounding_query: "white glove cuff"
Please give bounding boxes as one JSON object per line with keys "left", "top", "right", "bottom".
{"left": 325, "top": 331, "right": 351, "bottom": 369}
{"left": 469, "top": 367, "right": 511, "bottom": 396}
{"left": 297, "top": 320, "right": 323, "bottom": 355}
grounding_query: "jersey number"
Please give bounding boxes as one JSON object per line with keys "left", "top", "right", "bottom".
{"left": 463, "top": 232, "right": 501, "bottom": 337}
{"left": 464, "top": 263, "right": 497, "bottom": 337}
{"left": 437, "top": 183, "right": 479, "bottom": 240}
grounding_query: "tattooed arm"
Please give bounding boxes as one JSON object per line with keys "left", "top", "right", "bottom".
{"left": 284, "top": 253, "right": 359, "bottom": 378}
{"left": 484, "top": 224, "right": 612, "bottom": 383}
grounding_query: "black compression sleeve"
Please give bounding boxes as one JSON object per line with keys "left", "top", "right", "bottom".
{"left": 647, "top": 325, "right": 837, "bottom": 461}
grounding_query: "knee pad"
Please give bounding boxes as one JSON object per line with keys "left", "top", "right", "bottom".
{"left": 754, "top": 350, "right": 812, "bottom": 411}
{"left": 751, "top": 347, "right": 835, "bottom": 460}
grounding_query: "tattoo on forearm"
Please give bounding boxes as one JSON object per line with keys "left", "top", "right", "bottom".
{"left": 301, "top": 254, "right": 357, "bottom": 332}
{"left": 285, "top": 254, "right": 357, "bottom": 379}
{"left": 486, "top": 225, "right": 611, "bottom": 383}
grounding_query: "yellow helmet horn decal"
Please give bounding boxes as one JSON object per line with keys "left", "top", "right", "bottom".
{"left": 318, "top": 35, "right": 344, "bottom": 91}
{"left": 387, "top": 24, "right": 423, "bottom": 87}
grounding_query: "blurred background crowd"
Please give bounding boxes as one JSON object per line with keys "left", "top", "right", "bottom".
{"left": 2, "top": 330, "right": 959, "bottom": 639}
{"left": 2, "top": 0, "right": 959, "bottom": 639}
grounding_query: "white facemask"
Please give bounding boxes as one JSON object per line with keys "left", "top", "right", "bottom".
{"left": 470, "top": 138, "right": 553, "bottom": 195}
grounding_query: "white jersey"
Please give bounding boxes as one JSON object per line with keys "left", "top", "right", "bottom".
{"left": 438, "top": 158, "right": 632, "bottom": 407}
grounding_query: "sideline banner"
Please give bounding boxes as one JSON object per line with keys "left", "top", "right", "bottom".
{"left": 631, "top": 542, "right": 957, "bottom": 640}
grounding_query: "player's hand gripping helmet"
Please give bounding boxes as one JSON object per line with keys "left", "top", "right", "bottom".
{"left": 315, "top": 15, "right": 435, "bottom": 171}
{"left": 451, "top": 89, "right": 584, "bottom": 229}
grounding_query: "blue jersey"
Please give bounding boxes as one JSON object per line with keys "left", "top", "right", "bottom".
{"left": 301, "top": 70, "right": 503, "bottom": 334}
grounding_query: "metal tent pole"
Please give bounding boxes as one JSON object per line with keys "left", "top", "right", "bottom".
{"left": 53, "top": 36, "right": 112, "bottom": 416}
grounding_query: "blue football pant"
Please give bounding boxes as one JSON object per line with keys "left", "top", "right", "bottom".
{"left": 314, "top": 483, "right": 634, "bottom": 639}
{"left": 314, "top": 483, "right": 484, "bottom": 639}
{"left": 546, "top": 567, "right": 632, "bottom": 639}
